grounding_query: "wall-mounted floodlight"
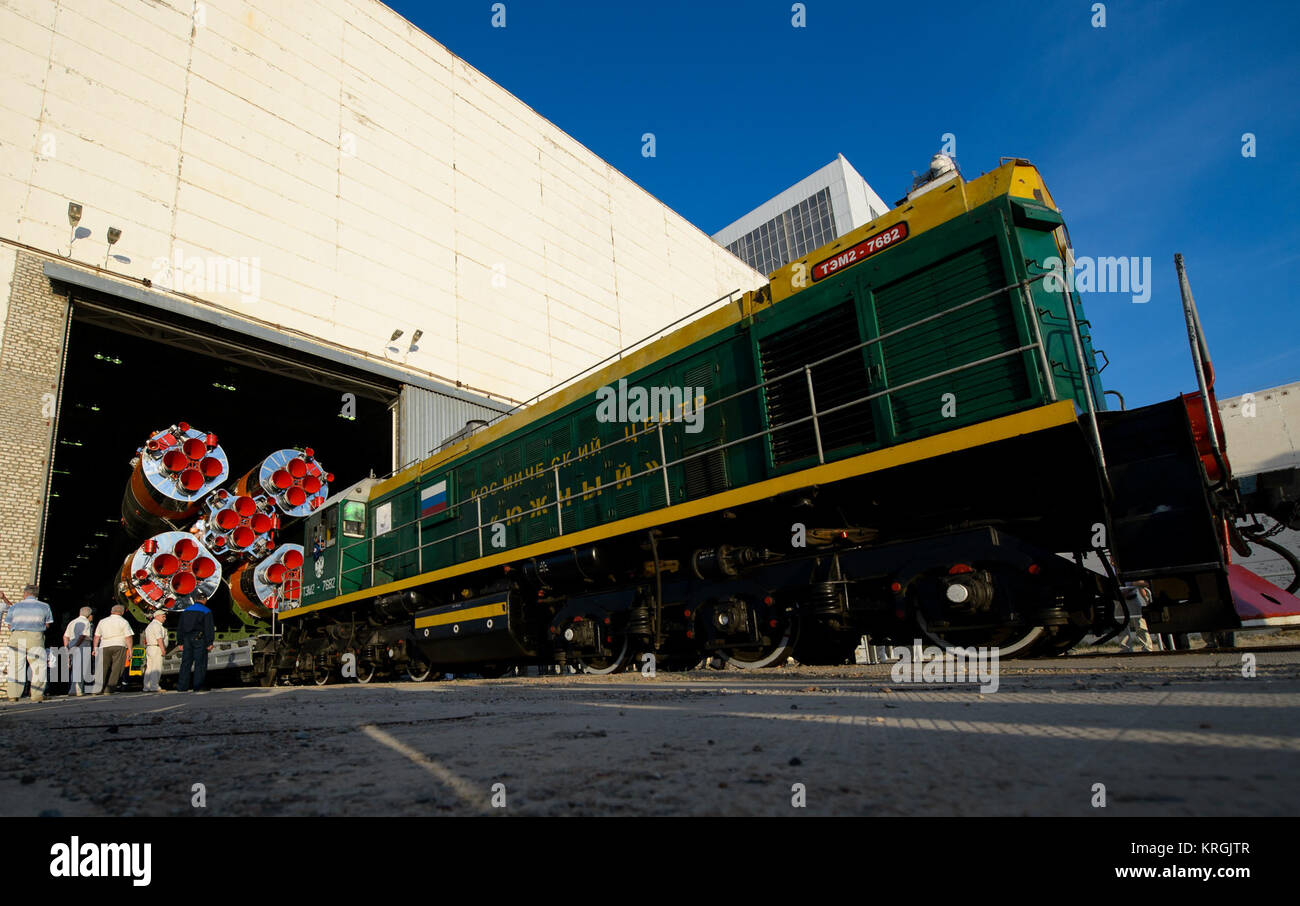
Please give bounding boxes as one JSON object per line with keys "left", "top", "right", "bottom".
{"left": 104, "top": 227, "right": 122, "bottom": 267}
{"left": 64, "top": 202, "right": 83, "bottom": 257}
{"left": 384, "top": 328, "right": 405, "bottom": 358}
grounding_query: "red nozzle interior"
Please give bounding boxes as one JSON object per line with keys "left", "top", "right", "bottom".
{"left": 271, "top": 469, "right": 292, "bottom": 489}
{"left": 177, "top": 421, "right": 190, "bottom": 433}
{"left": 304, "top": 447, "right": 315, "bottom": 459}
{"left": 251, "top": 513, "right": 273, "bottom": 534}
{"left": 232, "top": 526, "right": 256, "bottom": 549}
{"left": 173, "top": 538, "right": 199, "bottom": 561}
{"left": 200, "top": 456, "right": 223, "bottom": 478}
{"left": 182, "top": 438, "right": 207, "bottom": 460}
{"left": 325, "top": 473, "right": 335, "bottom": 484}
{"left": 285, "top": 486, "right": 307, "bottom": 507}
{"left": 283, "top": 579, "right": 301, "bottom": 600}
{"left": 151, "top": 553, "right": 179, "bottom": 577}
{"left": 234, "top": 495, "right": 257, "bottom": 517}
{"left": 213, "top": 536, "right": 226, "bottom": 548}
{"left": 303, "top": 476, "right": 322, "bottom": 494}
{"left": 142, "top": 538, "right": 158, "bottom": 555}
{"left": 171, "top": 573, "right": 197, "bottom": 595}
{"left": 179, "top": 468, "right": 204, "bottom": 491}
{"left": 133, "top": 569, "right": 148, "bottom": 581}
{"left": 283, "top": 549, "right": 304, "bottom": 569}
{"left": 215, "top": 508, "right": 239, "bottom": 530}
{"left": 162, "top": 450, "right": 188, "bottom": 473}
{"left": 193, "top": 557, "right": 217, "bottom": 579}
{"left": 288, "top": 457, "right": 307, "bottom": 478}
{"left": 265, "top": 563, "right": 287, "bottom": 585}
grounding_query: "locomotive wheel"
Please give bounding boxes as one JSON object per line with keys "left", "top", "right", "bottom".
{"left": 355, "top": 662, "right": 377, "bottom": 684}
{"left": 406, "top": 656, "right": 438, "bottom": 682}
{"left": 313, "top": 664, "right": 336, "bottom": 686}
{"left": 914, "top": 612, "right": 1047, "bottom": 658}
{"left": 1033, "top": 624, "right": 1091, "bottom": 657}
{"left": 719, "top": 621, "right": 798, "bottom": 670}
{"left": 579, "top": 636, "right": 632, "bottom": 675}
{"left": 258, "top": 666, "right": 278, "bottom": 687}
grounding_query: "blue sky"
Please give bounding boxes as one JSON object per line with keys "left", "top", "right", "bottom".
{"left": 387, "top": 0, "right": 1300, "bottom": 407}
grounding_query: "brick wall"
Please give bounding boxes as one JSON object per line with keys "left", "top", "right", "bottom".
{"left": 0, "top": 251, "right": 70, "bottom": 603}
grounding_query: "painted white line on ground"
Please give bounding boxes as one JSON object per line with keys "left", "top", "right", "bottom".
{"left": 359, "top": 724, "right": 490, "bottom": 813}
{"left": 576, "top": 702, "right": 1300, "bottom": 750}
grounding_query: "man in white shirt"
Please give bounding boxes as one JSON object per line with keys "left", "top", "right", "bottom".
{"left": 142, "top": 611, "right": 170, "bottom": 692}
{"left": 92, "top": 605, "right": 135, "bottom": 694}
{"left": 62, "top": 606, "right": 94, "bottom": 696}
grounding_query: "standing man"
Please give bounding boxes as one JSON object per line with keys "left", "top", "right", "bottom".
{"left": 6, "top": 584, "right": 54, "bottom": 702}
{"left": 142, "top": 611, "right": 170, "bottom": 693}
{"left": 177, "top": 601, "right": 214, "bottom": 693}
{"left": 62, "top": 606, "right": 94, "bottom": 696}
{"left": 0, "top": 589, "right": 12, "bottom": 692}
{"left": 1117, "top": 581, "right": 1158, "bottom": 653}
{"left": 92, "top": 605, "right": 135, "bottom": 694}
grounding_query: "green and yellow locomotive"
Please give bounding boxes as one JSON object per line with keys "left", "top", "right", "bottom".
{"left": 264, "top": 157, "right": 1244, "bottom": 682}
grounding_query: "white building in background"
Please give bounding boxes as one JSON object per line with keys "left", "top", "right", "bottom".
{"left": 712, "top": 154, "right": 889, "bottom": 278}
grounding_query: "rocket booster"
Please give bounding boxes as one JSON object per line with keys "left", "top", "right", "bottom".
{"left": 122, "top": 422, "right": 229, "bottom": 538}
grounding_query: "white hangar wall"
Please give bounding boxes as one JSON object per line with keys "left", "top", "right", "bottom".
{"left": 0, "top": 0, "right": 765, "bottom": 403}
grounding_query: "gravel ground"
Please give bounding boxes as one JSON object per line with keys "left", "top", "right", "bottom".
{"left": 3, "top": 649, "right": 1298, "bottom": 817}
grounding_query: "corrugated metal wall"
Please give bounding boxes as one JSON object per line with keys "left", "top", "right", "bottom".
{"left": 397, "top": 385, "right": 511, "bottom": 470}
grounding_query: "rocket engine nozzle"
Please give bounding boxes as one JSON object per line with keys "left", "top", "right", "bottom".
{"left": 198, "top": 490, "right": 277, "bottom": 560}
{"left": 228, "top": 544, "right": 305, "bottom": 620}
{"left": 116, "top": 531, "right": 222, "bottom": 619}
{"left": 122, "top": 423, "right": 230, "bottom": 538}
{"left": 234, "top": 449, "right": 330, "bottom": 518}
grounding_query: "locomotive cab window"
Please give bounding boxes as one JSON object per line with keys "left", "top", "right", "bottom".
{"left": 342, "top": 500, "right": 367, "bottom": 538}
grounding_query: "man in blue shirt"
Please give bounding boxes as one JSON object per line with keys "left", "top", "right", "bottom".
{"left": 6, "top": 584, "right": 54, "bottom": 702}
{"left": 176, "top": 601, "right": 215, "bottom": 692}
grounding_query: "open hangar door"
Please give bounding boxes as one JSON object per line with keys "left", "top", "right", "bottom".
{"left": 39, "top": 280, "right": 399, "bottom": 628}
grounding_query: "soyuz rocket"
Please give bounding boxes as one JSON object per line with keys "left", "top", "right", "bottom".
{"left": 115, "top": 424, "right": 329, "bottom": 624}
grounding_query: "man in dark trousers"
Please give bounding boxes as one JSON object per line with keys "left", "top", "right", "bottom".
{"left": 176, "top": 601, "right": 215, "bottom": 692}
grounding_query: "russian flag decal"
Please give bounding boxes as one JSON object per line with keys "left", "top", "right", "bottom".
{"left": 421, "top": 479, "right": 448, "bottom": 517}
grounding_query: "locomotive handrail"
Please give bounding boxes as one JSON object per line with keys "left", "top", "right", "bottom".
{"left": 396, "top": 271, "right": 1060, "bottom": 507}
{"left": 335, "top": 271, "right": 1073, "bottom": 587}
